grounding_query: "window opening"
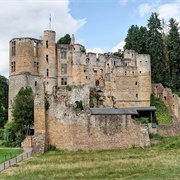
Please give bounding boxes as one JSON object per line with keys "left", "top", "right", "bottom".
{"left": 34, "top": 41, "right": 38, "bottom": 57}
{"left": 61, "top": 48, "right": 66, "bottom": 59}
{"left": 11, "top": 61, "right": 16, "bottom": 72}
{"left": 61, "top": 64, "right": 67, "bottom": 74}
{"left": 11, "top": 41, "right": 16, "bottom": 56}
{"left": 61, "top": 78, "right": 67, "bottom": 85}
{"left": 46, "top": 55, "right": 49, "bottom": 63}
{"left": 96, "top": 80, "right": 99, "bottom": 86}
{"left": 35, "top": 81, "right": 37, "bottom": 86}
{"left": 46, "top": 40, "right": 48, "bottom": 48}
{"left": 47, "top": 69, "right": 49, "bottom": 77}
{"left": 136, "top": 94, "right": 138, "bottom": 98}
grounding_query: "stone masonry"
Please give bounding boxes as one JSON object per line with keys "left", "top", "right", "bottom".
{"left": 9, "top": 30, "right": 152, "bottom": 153}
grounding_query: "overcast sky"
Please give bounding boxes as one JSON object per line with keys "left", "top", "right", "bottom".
{"left": 1, "top": 0, "right": 180, "bottom": 78}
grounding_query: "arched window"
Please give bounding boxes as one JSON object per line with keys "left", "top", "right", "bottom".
{"left": 96, "top": 80, "right": 99, "bottom": 86}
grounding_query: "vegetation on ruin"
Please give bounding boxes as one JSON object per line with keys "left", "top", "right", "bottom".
{"left": 0, "top": 135, "right": 180, "bottom": 179}
{"left": 124, "top": 12, "right": 180, "bottom": 91}
{"left": 45, "top": 97, "right": 50, "bottom": 110}
{"left": 57, "top": 34, "right": 71, "bottom": 44}
{"left": 0, "top": 75, "right": 8, "bottom": 128}
{"left": 150, "top": 93, "right": 173, "bottom": 125}
{"left": 66, "top": 84, "right": 72, "bottom": 91}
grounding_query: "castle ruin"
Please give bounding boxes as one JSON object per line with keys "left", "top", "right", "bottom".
{"left": 9, "top": 30, "right": 153, "bottom": 153}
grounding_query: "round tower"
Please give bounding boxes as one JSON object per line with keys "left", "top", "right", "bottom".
{"left": 41, "top": 30, "right": 57, "bottom": 94}
{"left": 8, "top": 37, "right": 42, "bottom": 121}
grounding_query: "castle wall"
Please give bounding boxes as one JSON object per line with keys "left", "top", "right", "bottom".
{"left": 46, "top": 97, "right": 150, "bottom": 150}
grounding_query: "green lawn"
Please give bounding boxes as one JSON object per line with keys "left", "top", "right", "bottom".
{"left": 0, "top": 135, "right": 180, "bottom": 180}
{"left": 0, "top": 149, "right": 23, "bottom": 163}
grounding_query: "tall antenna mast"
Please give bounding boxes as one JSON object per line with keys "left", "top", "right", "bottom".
{"left": 49, "top": 13, "right": 51, "bottom": 30}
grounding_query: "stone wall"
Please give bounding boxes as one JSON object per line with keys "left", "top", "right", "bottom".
{"left": 21, "top": 136, "right": 32, "bottom": 148}
{"left": 157, "top": 124, "right": 180, "bottom": 136}
{"left": 46, "top": 96, "right": 150, "bottom": 150}
{"left": 152, "top": 83, "right": 180, "bottom": 123}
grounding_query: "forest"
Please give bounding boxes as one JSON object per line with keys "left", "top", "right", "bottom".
{"left": 124, "top": 12, "right": 180, "bottom": 92}
{"left": 0, "top": 75, "right": 8, "bottom": 128}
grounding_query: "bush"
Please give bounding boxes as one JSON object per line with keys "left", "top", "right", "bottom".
{"left": 136, "top": 118, "right": 149, "bottom": 125}
{"left": 66, "top": 84, "right": 72, "bottom": 91}
{"left": 0, "top": 129, "right": 4, "bottom": 140}
{"left": 49, "top": 145, "right": 56, "bottom": 151}
{"left": 45, "top": 98, "right": 50, "bottom": 110}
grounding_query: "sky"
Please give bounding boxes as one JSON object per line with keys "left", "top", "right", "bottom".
{"left": 1, "top": 0, "right": 180, "bottom": 78}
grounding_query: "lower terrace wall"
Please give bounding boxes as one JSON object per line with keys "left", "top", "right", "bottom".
{"left": 46, "top": 97, "right": 150, "bottom": 150}
{"left": 157, "top": 124, "right": 180, "bottom": 137}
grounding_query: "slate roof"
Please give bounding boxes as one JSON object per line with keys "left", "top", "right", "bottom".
{"left": 90, "top": 106, "right": 156, "bottom": 115}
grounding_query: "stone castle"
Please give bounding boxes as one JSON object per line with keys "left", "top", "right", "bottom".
{"left": 9, "top": 30, "right": 153, "bottom": 153}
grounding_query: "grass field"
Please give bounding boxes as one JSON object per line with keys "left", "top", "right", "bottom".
{"left": 0, "top": 135, "right": 180, "bottom": 180}
{"left": 0, "top": 149, "right": 23, "bottom": 163}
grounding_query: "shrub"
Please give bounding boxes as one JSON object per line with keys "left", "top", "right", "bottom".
{"left": 136, "top": 118, "right": 149, "bottom": 125}
{"left": 66, "top": 84, "right": 72, "bottom": 91}
{"left": 0, "top": 129, "right": 4, "bottom": 140}
{"left": 49, "top": 145, "right": 56, "bottom": 151}
{"left": 45, "top": 98, "right": 50, "bottom": 110}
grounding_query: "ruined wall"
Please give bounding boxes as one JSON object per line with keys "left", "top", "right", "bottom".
{"left": 46, "top": 96, "right": 150, "bottom": 150}
{"left": 157, "top": 124, "right": 180, "bottom": 136}
{"left": 152, "top": 83, "right": 180, "bottom": 123}
{"left": 32, "top": 79, "right": 47, "bottom": 154}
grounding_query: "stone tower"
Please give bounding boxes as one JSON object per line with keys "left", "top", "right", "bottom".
{"left": 41, "top": 30, "right": 56, "bottom": 94}
{"left": 8, "top": 37, "right": 42, "bottom": 121}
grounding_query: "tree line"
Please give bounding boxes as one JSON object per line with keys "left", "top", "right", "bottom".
{"left": 124, "top": 12, "right": 180, "bottom": 92}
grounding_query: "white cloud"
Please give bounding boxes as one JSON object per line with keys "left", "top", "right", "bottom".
{"left": 0, "top": 0, "right": 86, "bottom": 78}
{"left": 157, "top": 3, "right": 180, "bottom": 21}
{"left": 137, "top": 3, "right": 153, "bottom": 17}
{"left": 111, "top": 41, "right": 125, "bottom": 52}
{"left": 119, "top": 0, "right": 128, "bottom": 6}
{"left": 87, "top": 48, "right": 103, "bottom": 54}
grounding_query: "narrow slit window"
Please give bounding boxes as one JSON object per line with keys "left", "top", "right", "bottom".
{"left": 46, "top": 55, "right": 49, "bottom": 63}
{"left": 46, "top": 40, "right": 48, "bottom": 48}
{"left": 47, "top": 69, "right": 49, "bottom": 77}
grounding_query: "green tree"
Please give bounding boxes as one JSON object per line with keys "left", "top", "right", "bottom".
{"left": 167, "top": 18, "right": 180, "bottom": 90}
{"left": 0, "top": 75, "right": 8, "bottom": 128}
{"left": 124, "top": 25, "right": 148, "bottom": 54}
{"left": 57, "top": 34, "right": 71, "bottom": 44}
{"left": 12, "top": 87, "right": 34, "bottom": 136}
{"left": 146, "top": 12, "right": 166, "bottom": 83}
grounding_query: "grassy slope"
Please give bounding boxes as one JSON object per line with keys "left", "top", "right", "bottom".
{"left": 0, "top": 135, "right": 180, "bottom": 180}
{"left": 0, "top": 149, "right": 23, "bottom": 163}
{"left": 153, "top": 95, "right": 173, "bottom": 124}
